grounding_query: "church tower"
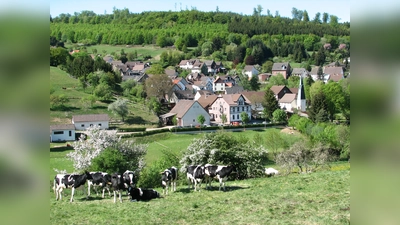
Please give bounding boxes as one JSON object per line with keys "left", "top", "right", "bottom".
{"left": 297, "top": 76, "right": 306, "bottom": 112}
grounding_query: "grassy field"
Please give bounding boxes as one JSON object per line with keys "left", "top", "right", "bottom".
{"left": 50, "top": 163, "right": 350, "bottom": 224}
{"left": 50, "top": 66, "right": 159, "bottom": 126}
{"left": 50, "top": 130, "right": 350, "bottom": 224}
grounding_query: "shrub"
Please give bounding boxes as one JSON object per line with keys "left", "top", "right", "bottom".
{"left": 90, "top": 147, "right": 126, "bottom": 174}
{"left": 179, "top": 131, "right": 269, "bottom": 179}
{"left": 275, "top": 140, "right": 336, "bottom": 174}
{"left": 137, "top": 149, "right": 181, "bottom": 188}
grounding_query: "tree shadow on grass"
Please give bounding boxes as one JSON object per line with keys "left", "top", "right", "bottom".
{"left": 125, "top": 115, "right": 147, "bottom": 125}
{"left": 92, "top": 105, "right": 107, "bottom": 110}
{"left": 50, "top": 145, "right": 74, "bottom": 152}
{"left": 50, "top": 106, "right": 80, "bottom": 111}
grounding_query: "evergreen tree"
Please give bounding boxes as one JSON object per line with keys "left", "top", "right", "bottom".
{"left": 262, "top": 89, "right": 280, "bottom": 120}
{"left": 308, "top": 91, "right": 329, "bottom": 122}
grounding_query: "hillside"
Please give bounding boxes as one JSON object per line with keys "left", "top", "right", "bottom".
{"left": 50, "top": 66, "right": 159, "bottom": 126}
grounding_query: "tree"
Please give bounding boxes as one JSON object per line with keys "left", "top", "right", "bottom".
{"left": 221, "top": 114, "right": 227, "bottom": 125}
{"left": 240, "top": 111, "right": 250, "bottom": 130}
{"left": 317, "top": 66, "right": 324, "bottom": 81}
{"left": 315, "top": 46, "right": 326, "bottom": 66}
{"left": 108, "top": 98, "right": 129, "bottom": 122}
{"left": 262, "top": 89, "right": 280, "bottom": 120}
{"left": 93, "top": 83, "right": 113, "bottom": 100}
{"left": 145, "top": 64, "right": 165, "bottom": 74}
{"left": 145, "top": 74, "right": 172, "bottom": 101}
{"left": 272, "top": 109, "right": 287, "bottom": 123}
{"left": 197, "top": 114, "right": 205, "bottom": 131}
{"left": 308, "top": 91, "right": 329, "bottom": 123}
{"left": 50, "top": 94, "right": 69, "bottom": 109}
{"left": 50, "top": 47, "right": 70, "bottom": 66}
{"left": 264, "top": 129, "right": 288, "bottom": 159}
{"left": 148, "top": 97, "right": 162, "bottom": 115}
{"left": 303, "top": 10, "right": 310, "bottom": 22}
{"left": 322, "top": 12, "right": 329, "bottom": 23}
{"left": 249, "top": 75, "right": 260, "bottom": 91}
{"left": 313, "top": 12, "right": 321, "bottom": 23}
{"left": 309, "top": 80, "right": 325, "bottom": 103}
{"left": 262, "top": 61, "right": 273, "bottom": 73}
{"left": 68, "top": 126, "right": 147, "bottom": 171}
{"left": 80, "top": 95, "right": 97, "bottom": 109}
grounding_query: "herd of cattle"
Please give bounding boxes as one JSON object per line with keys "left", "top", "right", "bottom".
{"left": 53, "top": 165, "right": 279, "bottom": 203}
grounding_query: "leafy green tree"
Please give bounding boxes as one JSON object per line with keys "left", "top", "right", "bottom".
{"left": 309, "top": 80, "right": 325, "bottom": 103}
{"left": 303, "top": 10, "right": 309, "bottom": 22}
{"left": 262, "top": 60, "right": 273, "bottom": 73}
{"left": 50, "top": 94, "right": 69, "bottom": 109}
{"left": 93, "top": 83, "right": 113, "bottom": 100}
{"left": 221, "top": 114, "right": 227, "bottom": 125}
{"left": 201, "top": 41, "right": 213, "bottom": 56}
{"left": 241, "top": 111, "right": 250, "bottom": 130}
{"left": 148, "top": 97, "right": 161, "bottom": 115}
{"left": 145, "top": 74, "right": 172, "bottom": 101}
{"left": 272, "top": 109, "right": 287, "bottom": 123}
{"left": 287, "top": 75, "right": 300, "bottom": 88}
{"left": 90, "top": 147, "right": 127, "bottom": 174}
{"left": 262, "top": 89, "right": 280, "bottom": 120}
{"left": 197, "top": 114, "right": 205, "bottom": 125}
{"left": 80, "top": 95, "right": 97, "bottom": 109}
{"left": 145, "top": 64, "right": 165, "bottom": 74}
{"left": 50, "top": 47, "right": 70, "bottom": 66}
{"left": 108, "top": 98, "right": 129, "bottom": 122}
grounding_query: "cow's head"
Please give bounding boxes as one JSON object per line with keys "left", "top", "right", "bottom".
{"left": 83, "top": 170, "right": 93, "bottom": 180}
{"left": 123, "top": 170, "right": 135, "bottom": 186}
{"left": 161, "top": 169, "right": 172, "bottom": 187}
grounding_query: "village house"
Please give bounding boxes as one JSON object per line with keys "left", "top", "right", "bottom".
{"left": 72, "top": 114, "right": 110, "bottom": 131}
{"left": 204, "top": 60, "right": 217, "bottom": 75}
{"left": 186, "top": 72, "right": 213, "bottom": 92}
{"left": 270, "top": 85, "right": 292, "bottom": 100}
{"left": 272, "top": 62, "right": 291, "bottom": 79}
{"left": 244, "top": 65, "right": 259, "bottom": 79}
{"left": 240, "top": 91, "right": 265, "bottom": 118}
{"left": 209, "top": 94, "right": 251, "bottom": 125}
{"left": 50, "top": 124, "right": 75, "bottom": 142}
{"left": 162, "top": 100, "right": 210, "bottom": 127}
{"left": 291, "top": 68, "right": 309, "bottom": 78}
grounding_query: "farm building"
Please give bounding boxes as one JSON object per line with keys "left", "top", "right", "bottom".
{"left": 50, "top": 124, "right": 75, "bottom": 142}
{"left": 72, "top": 114, "right": 110, "bottom": 131}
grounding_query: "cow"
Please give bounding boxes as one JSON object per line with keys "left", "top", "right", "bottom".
{"left": 53, "top": 171, "right": 92, "bottom": 202}
{"left": 110, "top": 173, "right": 125, "bottom": 203}
{"left": 204, "top": 164, "right": 236, "bottom": 191}
{"left": 123, "top": 170, "right": 136, "bottom": 187}
{"left": 87, "top": 172, "right": 112, "bottom": 198}
{"left": 161, "top": 167, "right": 177, "bottom": 195}
{"left": 127, "top": 186, "right": 161, "bottom": 202}
{"left": 186, "top": 165, "right": 205, "bottom": 191}
{"left": 265, "top": 168, "right": 279, "bottom": 177}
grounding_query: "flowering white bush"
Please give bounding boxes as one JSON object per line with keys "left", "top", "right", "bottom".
{"left": 67, "top": 125, "right": 147, "bottom": 172}
{"left": 179, "top": 132, "right": 269, "bottom": 178}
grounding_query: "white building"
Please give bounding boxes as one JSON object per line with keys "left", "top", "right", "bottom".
{"left": 169, "top": 100, "right": 210, "bottom": 127}
{"left": 50, "top": 124, "right": 75, "bottom": 142}
{"left": 244, "top": 65, "right": 259, "bottom": 79}
{"left": 72, "top": 114, "right": 110, "bottom": 131}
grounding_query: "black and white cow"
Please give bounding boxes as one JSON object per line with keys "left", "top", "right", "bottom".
{"left": 110, "top": 173, "right": 126, "bottom": 203}
{"left": 161, "top": 167, "right": 177, "bottom": 195}
{"left": 122, "top": 170, "right": 136, "bottom": 188}
{"left": 186, "top": 165, "right": 205, "bottom": 191}
{"left": 127, "top": 186, "right": 160, "bottom": 202}
{"left": 87, "top": 172, "right": 112, "bottom": 198}
{"left": 53, "top": 171, "right": 93, "bottom": 202}
{"left": 204, "top": 164, "right": 236, "bottom": 191}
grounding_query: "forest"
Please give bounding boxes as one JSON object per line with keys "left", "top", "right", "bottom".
{"left": 50, "top": 7, "right": 350, "bottom": 66}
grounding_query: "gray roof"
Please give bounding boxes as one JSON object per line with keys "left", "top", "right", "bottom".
{"left": 72, "top": 114, "right": 110, "bottom": 122}
{"left": 292, "top": 68, "right": 307, "bottom": 74}
{"left": 272, "top": 62, "right": 290, "bottom": 71}
{"left": 50, "top": 124, "right": 75, "bottom": 132}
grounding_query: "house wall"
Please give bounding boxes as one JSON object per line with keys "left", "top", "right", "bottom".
{"left": 180, "top": 102, "right": 210, "bottom": 126}
{"left": 213, "top": 82, "right": 225, "bottom": 92}
{"left": 279, "top": 102, "right": 293, "bottom": 111}
{"left": 51, "top": 129, "right": 75, "bottom": 142}
{"left": 73, "top": 121, "right": 109, "bottom": 130}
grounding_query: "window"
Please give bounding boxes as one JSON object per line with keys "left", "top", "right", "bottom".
{"left": 69, "top": 131, "right": 72, "bottom": 136}
{"left": 193, "top": 119, "right": 195, "bottom": 122}
{"left": 98, "top": 123, "right": 102, "bottom": 126}
{"left": 54, "top": 131, "right": 63, "bottom": 135}
{"left": 232, "top": 115, "right": 235, "bottom": 119}
{"left": 242, "top": 107, "right": 244, "bottom": 111}
{"left": 90, "top": 124, "right": 93, "bottom": 127}
{"left": 81, "top": 124, "right": 85, "bottom": 127}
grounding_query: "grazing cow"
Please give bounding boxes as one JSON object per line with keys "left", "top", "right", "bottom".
{"left": 87, "top": 172, "right": 112, "bottom": 198}
{"left": 265, "top": 168, "right": 279, "bottom": 177}
{"left": 53, "top": 171, "right": 92, "bottom": 202}
{"left": 204, "top": 164, "right": 236, "bottom": 191}
{"left": 161, "top": 167, "right": 177, "bottom": 195}
{"left": 186, "top": 165, "right": 205, "bottom": 191}
{"left": 110, "top": 173, "right": 125, "bottom": 203}
{"left": 127, "top": 186, "right": 160, "bottom": 202}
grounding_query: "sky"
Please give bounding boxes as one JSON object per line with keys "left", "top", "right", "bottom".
{"left": 50, "top": 0, "right": 350, "bottom": 22}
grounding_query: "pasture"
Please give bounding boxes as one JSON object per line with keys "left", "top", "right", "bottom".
{"left": 50, "top": 130, "right": 350, "bottom": 224}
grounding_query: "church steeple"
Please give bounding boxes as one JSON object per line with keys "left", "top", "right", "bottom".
{"left": 297, "top": 76, "right": 306, "bottom": 111}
